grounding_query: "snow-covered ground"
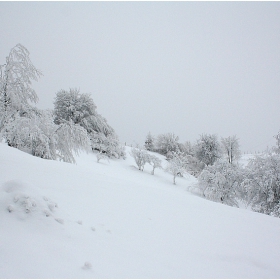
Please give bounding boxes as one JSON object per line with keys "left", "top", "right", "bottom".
{"left": 1, "top": 143, "right": 280, "bottom": 278}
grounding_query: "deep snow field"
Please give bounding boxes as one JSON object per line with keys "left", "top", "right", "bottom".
{"left": 1, "top": 143, "right": 280, "bottom": 278}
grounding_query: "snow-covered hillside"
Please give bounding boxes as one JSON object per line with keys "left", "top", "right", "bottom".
{"left": 1, "top": 143, "right": 280, "bottom": 278}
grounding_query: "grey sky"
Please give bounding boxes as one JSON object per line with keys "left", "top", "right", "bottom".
{"left": 1, "top": 2, "right": 280, "bottom": 152}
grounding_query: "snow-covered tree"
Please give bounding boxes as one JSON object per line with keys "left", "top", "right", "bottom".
{"left": 54, "top": 89, "right": 96, "bottom": 130}
{"left": 54, "top": 88, "right": 125, "bottom": 159}
{"left": 90, "top": 131, "right": 125, "bottom": 159}
{"left": 144, "top": 132, "right": 155, "bottom": 151}
{"left": 130, "top": 147, "right": 149, "bottom": 171}
{"left": 55, "top": 120, "right": 91, "bottom": 163}
{"left": 221, "top": 135, "right": 241, "bottom": 164}
{"left": 198, "top": 159, "right": 244, "bottom": 207}
{"left": 0, "top": 112, "right": 34, "bottom": 151}
{"left": 0, "top": 44, "right": 42, "bottom": 144}
{"left": 165, "top": 152, "right": 187, "bottom": 185}
{"left": 155, "top": 132, "right": 180, "bottom": 156}
{"left": 183, "top": 141, "right": 195, "bottom": 156}
{"left": 1, "top": 109, "right": 91, "bottom": 163}
{"left": 243, "top": 153, "right": 280, "bottom": 216}
{"left": 274, "top": 131, "right": 280, "bottom": 154}
{"left": 238, "top": 176, "right": 260, "bottom": 209}
{"left": 90, "top": 131, "right": 107, "bottom": 152}
{"left": 195, "top": 134, "right": 221, "bottom": 166}
{"left": 22, "top": 110, "right": 57, "bottom": 159}
{"left": 147, "top": 154, "right": 162, "bottom": 175}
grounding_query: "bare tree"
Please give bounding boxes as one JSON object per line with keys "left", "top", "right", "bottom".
{"left": 221, "top": 135, "right": 241, "bottom": 164}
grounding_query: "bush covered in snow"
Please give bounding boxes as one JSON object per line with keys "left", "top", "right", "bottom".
{"left": 146, "top": 154, "right": 162, "bottom": 175}
{"left": 242, "top": 153, "right": 280, "bottom": 216}
{"left": 198, "top": 159, "right": 244, "bottom": 207}
{"left": 165, "top": 152, "right": 188, "bottom": 185}
{"left": 130, "top": 147, "right": 149, "bottom": 171}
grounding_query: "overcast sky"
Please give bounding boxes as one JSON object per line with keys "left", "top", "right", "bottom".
{"left": 1, "top": 2, "right": 280, "bottom": 152}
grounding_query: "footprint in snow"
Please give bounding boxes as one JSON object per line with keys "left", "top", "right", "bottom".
{"left": 82, "top": 262, "right": 92, "bottom": 270}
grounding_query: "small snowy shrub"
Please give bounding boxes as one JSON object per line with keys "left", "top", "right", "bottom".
{"left": 165, "top": 152, "right": 187, "bottom": 185}
{"left": 184, "top": 154, "right": 205, "bottom": 177}
{"left": 130, "top": 147, "right": 149, "bottom": 171}
{"left": 146, "top": 154, "right": 162, "bottom": 175}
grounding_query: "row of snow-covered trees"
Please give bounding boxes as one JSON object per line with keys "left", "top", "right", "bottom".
{"left": 198, "top": 146, "right": 280, "bottom": 218}
{"left": 0, "top": 44, "right": 125, "bottom": 163}
{"left": 131, "top": 132, "right": 242, "bottom": 185}
{"left": 143, "top": 131, "right": 280, "bottom": 218}
{"left": 130, "top": 146, "right": 187, "bottom": 185}
{"left": 144, "top": 132, "right": 241, "bottom": 176}
{"left": 129, "top": 148, "right": 162, "bottom": 174}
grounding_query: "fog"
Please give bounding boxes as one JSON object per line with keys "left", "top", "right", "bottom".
{"left": 1, "top": 2, "right": 280, "bottom": 152}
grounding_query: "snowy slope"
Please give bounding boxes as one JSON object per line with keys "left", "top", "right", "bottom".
{"left": 1, "top": 143, "right": 280, "bottom": 278}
